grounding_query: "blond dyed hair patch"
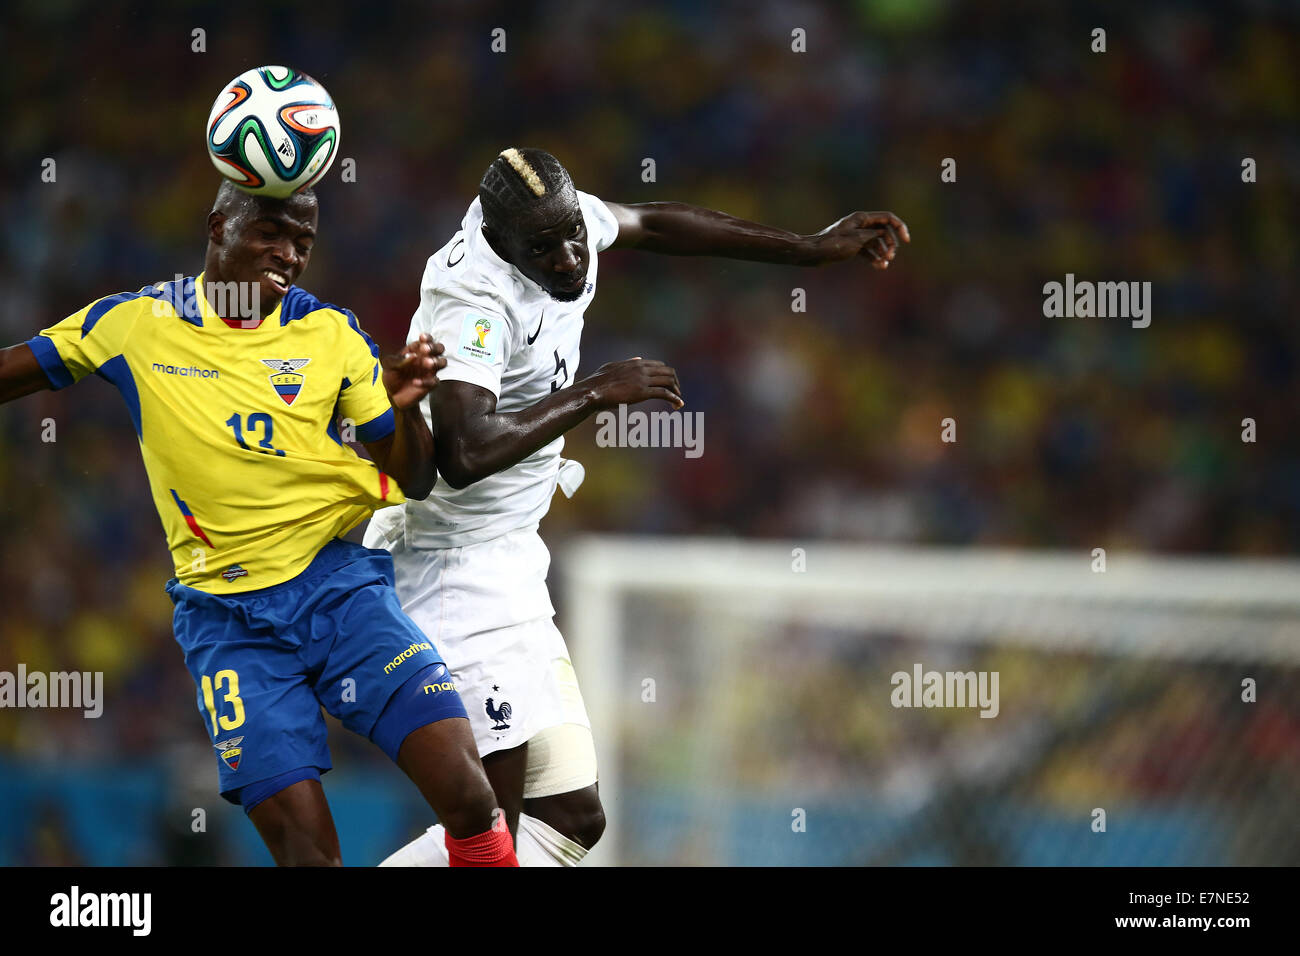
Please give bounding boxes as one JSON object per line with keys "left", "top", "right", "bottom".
{"left": 499, "top": 147, "right": 546, "bottom": 197}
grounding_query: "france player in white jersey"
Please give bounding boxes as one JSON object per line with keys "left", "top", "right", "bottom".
{"left": 373, "top": 147, "right": 909, "bottom": 866}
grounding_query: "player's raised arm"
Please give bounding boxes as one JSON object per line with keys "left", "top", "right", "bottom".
{"left": 433, "top": 357, "right": 682, "bottom": 490}
{"left": 604, "top": 201, "right": 910, "bottom": 270}
{"left": 363, "top": 333, "right": 443, "bottom": 500}
{"left": 0, "top": 343, "right": 55, "bottom": 405}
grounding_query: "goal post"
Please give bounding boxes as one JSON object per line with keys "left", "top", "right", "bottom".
{"left": 560, "top": 537, "right": 1300, "bottom": 866}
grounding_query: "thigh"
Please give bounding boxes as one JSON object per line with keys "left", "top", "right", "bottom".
{"left": 523, "top": 784, "right": 604, "bottom": 848}
{"left": 518, "top": 719, "right": 603, "bottom": 850}
{"left": 307, "top": 545, "right": 446, "bottom": 737}
{"left": 522, "top": 721, "right": 598, "bottom": 800}
{"left": 395, "top": 717, "right": 499, "bottom": 839}
{"left": 247, "top": 778, "right": 341, "bottom": 866}
{"left": 171, "top": 588, "right": 331, "bottom": 803}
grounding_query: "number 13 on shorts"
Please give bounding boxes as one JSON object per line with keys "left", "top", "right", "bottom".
{"left": 201, "top": 669, "right": 246, "bottom": 734}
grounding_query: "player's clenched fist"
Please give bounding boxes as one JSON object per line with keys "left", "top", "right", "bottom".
{"left": 803, "top": 210, "right": 911, "bottom": 269}
{"left": 382, "top": 333, "right": 446, "bottom": 409}
{"left": 580, "top": 357, "right": 684, "bottom": 410}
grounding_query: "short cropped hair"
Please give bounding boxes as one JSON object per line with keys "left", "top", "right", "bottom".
{"left": 212, "top": 180, "right": 316, "bottom": 222}
{"left": 478, "top": 147, "right": 574, "bottom": 234}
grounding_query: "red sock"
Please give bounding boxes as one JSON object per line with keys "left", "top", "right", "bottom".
{"left": 446, "top": 811, "right": 519, "bottom": 867}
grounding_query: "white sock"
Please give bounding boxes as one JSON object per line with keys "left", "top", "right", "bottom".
{"left": 516, "top": 812, "right": 588, "bottom": 866}
{"left": 379, "top": 825, "right": 448, "bottom": 867}
{"left": 378, "top": 814, "right": 588, "bottom": 866}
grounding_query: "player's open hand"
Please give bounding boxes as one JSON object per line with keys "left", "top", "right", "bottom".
{"left": 382, "top": 333, "right": 446, "bottom": 410}
{"left": 805, "top": 211, "right": 910, "bottom": 269}
{"left": 581, "top": 357, "right": 684, "bottom": 410}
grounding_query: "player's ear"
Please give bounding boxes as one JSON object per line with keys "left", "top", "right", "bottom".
{"left": 207, "top": 210, "right": 227, "bottom": 244}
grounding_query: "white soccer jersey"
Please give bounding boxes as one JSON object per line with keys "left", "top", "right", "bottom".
{"left": 365, "top": 190, "right": 620, "bottom": 551}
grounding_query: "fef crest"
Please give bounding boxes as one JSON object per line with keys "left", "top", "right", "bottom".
{"left": 214, "top": 735, "right": 245, "bottom": 771}
{"left": 261, "top": 358, "right": 311, "bottom": 405}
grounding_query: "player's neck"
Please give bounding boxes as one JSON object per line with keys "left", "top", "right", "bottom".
{"left": 200, "top": 265, "right": 272, "bottom": 329}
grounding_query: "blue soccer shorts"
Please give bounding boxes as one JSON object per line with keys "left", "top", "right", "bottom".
{"left": 166, "top": 538, "right": 467, "bottom": 806}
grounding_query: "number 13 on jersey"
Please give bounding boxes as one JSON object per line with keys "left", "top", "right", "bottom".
{"left": 226, "top": 412, "right": 285, "bottom": 456}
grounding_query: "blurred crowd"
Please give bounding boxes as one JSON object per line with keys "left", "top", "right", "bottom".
{"left": 0, "top": 0, "right": 1296, "bottom": 863}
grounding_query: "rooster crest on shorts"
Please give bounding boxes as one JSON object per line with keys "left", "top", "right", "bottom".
{"left": 214, "top": 736, "right": 244, "bottom": 771}
{"left": 260, "top": 358, "right": 311, "bottom": 405}
{"left": 485, "top": 693, "right": 512, "bottom": 731}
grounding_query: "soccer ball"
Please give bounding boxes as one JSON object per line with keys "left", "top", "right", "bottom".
{"left": 206, "top": 66, "right": 341, "bottom": 198}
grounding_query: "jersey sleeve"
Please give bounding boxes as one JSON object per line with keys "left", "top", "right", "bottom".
{"left": 416, "top": 291, "right": 513, "bottom": 399}
{"left": 336, "top": 311, "right": 395, "bottom": 443}
{"left": 26, "top": 293, "right": 142, "bottom": 390}
{"left": 579, "top": 191, "right": 620, "bottom": 253}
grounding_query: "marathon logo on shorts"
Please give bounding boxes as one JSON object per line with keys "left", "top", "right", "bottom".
{"left": 384, "top": 641, "right": 432, "bottom": 674}
{"left": 422, "top": 664, "right": 456, "bottom": 695}
{"left": 215, "top": 736, "right": 243, "bottom": 771}
{"left": 222, "top": 565, "right": 249, "bottom": 583}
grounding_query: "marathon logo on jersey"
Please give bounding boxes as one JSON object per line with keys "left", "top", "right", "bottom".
{"left": 221, "top": 565, "right": 249, "bottom": 583}
{"left": 215, "top": 736, "right": 244, "bottom": 771}
{"left": 260, "top": 358, "right": 311, "bottom": 405}
{"left": 384, "top": 641, "right": 432, "bottom": 674}
{"left": 457, "top": 313, "right": 499, "bottom": 363}
{"left": 151, "top": 362, "right": 221, "bottom": 379}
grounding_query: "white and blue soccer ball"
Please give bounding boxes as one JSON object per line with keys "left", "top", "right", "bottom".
{"left": 206, "top": 65, "right": 341, "bottom": 198}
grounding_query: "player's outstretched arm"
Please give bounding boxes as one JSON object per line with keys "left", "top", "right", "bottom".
{"left": 433, "top": 358, "right": 682, "bottom": 490}
{"left": 363, "top": 334, "right": 443, "bottom": 500}
{"left": 0, "top": 343, "right": 52, "bottom": 405}
{"left": 604, "top": 202, "right": 910, "bottom": 270}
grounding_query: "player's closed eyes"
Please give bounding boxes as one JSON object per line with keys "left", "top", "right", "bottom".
{"left": 530, "top": 225, "right": 583, "bottom": 256}
{"left": 255, "top": 227, "right": 311, "bottom": 257}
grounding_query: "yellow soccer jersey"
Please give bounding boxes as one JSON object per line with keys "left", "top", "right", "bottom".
{"left": 26, "top": 273, "right": 404, "bottom": 593}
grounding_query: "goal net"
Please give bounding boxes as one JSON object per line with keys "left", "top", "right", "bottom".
{"left": 559, "top": 537, "right": 1300, "bottom": 866}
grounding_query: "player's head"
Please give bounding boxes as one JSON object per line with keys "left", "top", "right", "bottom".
{"left": 479, "top": 148, "right": 588, "bottom": 302}
{"left": 204, "top": 180, "right": 318, "bottom": 317}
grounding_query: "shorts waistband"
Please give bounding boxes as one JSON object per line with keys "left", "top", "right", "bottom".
{"left": 167, "top": 538, "right": 365, "bottom": 602}
{"left": 402, "top": 522, "right": 542, "bottom": 553}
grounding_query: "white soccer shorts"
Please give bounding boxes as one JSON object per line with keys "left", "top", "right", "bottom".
{"left": 383, "top": 525, "right": 595, "bottom": 791}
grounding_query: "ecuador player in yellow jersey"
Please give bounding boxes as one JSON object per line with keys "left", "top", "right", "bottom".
{"left": 0, "top": 181, "right": 517, "bottom": 866}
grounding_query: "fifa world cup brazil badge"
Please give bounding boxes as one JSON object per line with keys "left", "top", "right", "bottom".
{"left": 458, "top": 314, "right": 499, "bottom": 363}
{"left": 260, "top": 358, "right": 311, "bottom": 405}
